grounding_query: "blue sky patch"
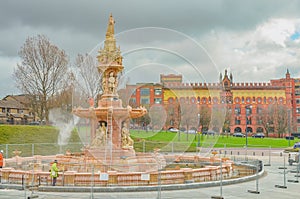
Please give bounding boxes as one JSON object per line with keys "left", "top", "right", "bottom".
{"left": 291, "top": 32, "right": 300, "bottom": 40}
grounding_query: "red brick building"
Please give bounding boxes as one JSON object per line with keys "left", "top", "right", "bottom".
{"left": 122, "top": 69, "right": 299, "bottom": 137}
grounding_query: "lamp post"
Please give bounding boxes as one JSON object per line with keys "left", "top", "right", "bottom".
{"left": 266, "top": 122, "right": 269, "bottom": 137}
{"left": 197, "top": 113, "right": 201, "bottom": 147}
{"left": 70, "top": 72, "right": 75, "bottom": 125}
{"left": 288, "top": 109, "right": 291, "bottom": 147}
{"left": 245, "top": 105, "right": 252, "bottom": 148}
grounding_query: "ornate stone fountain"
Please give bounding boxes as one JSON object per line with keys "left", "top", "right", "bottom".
{"left": 72, "top": 14, "right": 159, "bottom": 172}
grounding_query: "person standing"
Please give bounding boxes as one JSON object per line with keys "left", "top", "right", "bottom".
{"left": 0, "top": 150, "right": 4, "bottom": 168}
{"left": 50, "top": 160, "right": 59, "bottom": 186}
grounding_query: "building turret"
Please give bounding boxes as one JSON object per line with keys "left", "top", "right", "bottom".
{"left": 286, "top": 68, "right": 290, "bottom": 79}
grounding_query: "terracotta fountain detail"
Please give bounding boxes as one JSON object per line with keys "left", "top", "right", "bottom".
{"left": 72, "top": 14, "right": 155, "bottom": 171}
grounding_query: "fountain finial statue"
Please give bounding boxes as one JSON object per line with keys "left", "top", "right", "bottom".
{"left": 97, "top": 14, "right": 123, "bottom": 98}
{"left": 106, "top": 13, "right": 115, "bottom": 38}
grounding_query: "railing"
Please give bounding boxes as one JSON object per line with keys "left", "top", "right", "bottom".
{"left": 0, "top": 142, "right": 276, "bottom": 159}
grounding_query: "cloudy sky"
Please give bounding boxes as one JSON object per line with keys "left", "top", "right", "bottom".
{"left": 1, "top": 0, "right": 300, "bottom": 98}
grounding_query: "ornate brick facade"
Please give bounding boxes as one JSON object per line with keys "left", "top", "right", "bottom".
{"left": 124, "top": 70, "right": 299, "bottom": 136}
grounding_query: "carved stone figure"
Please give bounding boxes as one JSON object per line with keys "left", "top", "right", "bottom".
{"left": 91, "top": 122, "right": 106, "bottom": 147}
{"left": 121, "top": 123, "right": 134, "bottom": 148}
{"left": 108, "top": 72, "right": 115, "bottom": 93}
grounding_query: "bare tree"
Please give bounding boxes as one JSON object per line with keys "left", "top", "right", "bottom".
{"left": 14, "top": 35, "right": 68, "bottom": 123}
{"left": 149, "top": 105, "right": 167, "bottom": 131}
{"left": 74, "top": 53, "right": 102, "bottom": 105}
{"left": 260, "top": 104, "right": 288, "bottom": 137}
{"left": 180, "top": 102, "right": 198, "bottom": 140}
{"left": 222, "top": 105, "right": 231, "bottom": 134}
{"left": 259, "top": 105, "right": 272, "bottom": 137}
{"left": 274, "top": 104, "right": 288, "bottom": 138}
{"left": 211, "top": 105, "right": 226, "bottom": 133}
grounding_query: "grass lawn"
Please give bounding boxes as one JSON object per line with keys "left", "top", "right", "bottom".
{"left": 0, "top": 125, "right": 82, "bottom": 157}
{"left": 131, "top": 130, "right": 299, "bottom": 152}
{"left": 0, "top": 126, "right": 298, "bottom": 156}
{"left": 211, "top": 135, "right": 297, "bottom": 148}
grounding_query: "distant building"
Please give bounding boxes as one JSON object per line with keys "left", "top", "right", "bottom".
{"left": 0, "top": 95, "right": 35, "bottom": 125}
{"left": 121, "top": 83, "right": 163, "bottom": 110}
{"left": 122, "top": 70, "right": 299, "bottom": 136}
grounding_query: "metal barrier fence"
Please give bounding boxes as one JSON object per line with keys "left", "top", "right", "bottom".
{"left": 0, "top": 143, "right": 84, "bottom": 159}
{"left": 0, "top": 142, "right": 276, "bottom": 159}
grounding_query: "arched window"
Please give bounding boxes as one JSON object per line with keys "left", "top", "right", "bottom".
{"left": 197, "top": 96, "right": 200, "bottom": 103}
{"left": 257, "top": 97, "right": 262, "bottom": 104}
{"left": 190, "top": 97, "right": 196, "bottom": 104}
{"left": 168, "top": 97, "right": 174, "bottom": 104}
{"left": 234, "top": 97, "right": 240, "bottom": 103}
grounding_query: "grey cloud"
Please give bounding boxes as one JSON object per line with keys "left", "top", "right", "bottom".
{"left": 1, "top": 0, "right": 300, "bottom": 98}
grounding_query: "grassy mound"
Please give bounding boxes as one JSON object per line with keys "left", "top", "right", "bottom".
{"left": 0, "top": 125, "right": 80, "bottom": 144}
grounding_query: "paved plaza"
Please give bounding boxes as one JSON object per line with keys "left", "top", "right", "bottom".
{"left": 0, "top": 152, "right": 299, "bottom": 199}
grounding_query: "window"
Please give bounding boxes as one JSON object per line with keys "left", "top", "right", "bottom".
{"left": 154, "top": 89, "right": 162, "bottom": 95}
{"left": 140, "top": 98, "right": 149, "bottom": 104}
{"left": 296, "top": 108, "right": 300, "bottom": 113}
{"left": 297, "top": 99, "right": 300, "bottom": 104}
{"left": 154, "top": 98, "right": 162, "bottom": 104}
{"left": 235, "top": 97, "right": 240, "bottom": 103}
{"left": 257, "top": 97, "right": 262, "bottom": 103}
{"left": 246, "top": 117, "right": 252, "bottom": 125}
{"left": 190, "top": 97, "right": 196, "bottom": 104}
{"left": 246, "top": 97, "right": 251, "bottom": 103}
{"left": 140, "top": 88, "right": 150, "bottom": 96}
{"left": 235, "top": 107, "right": 241, "bottom": 115}
{"left": 246, "top": 107, "right": 252, "bottom": 115}
{"left": 297, "top": 118, "right": 300, "bottom": 123}
{"left": 268, "top": 97, "right": 273, "bottom": 103}
{"left": 129, "top": 98, "right": 136, "bottom": 105}
{"left": 235, "top": 118, "right": 241, "bottom": 125}
{"left": 279, "top": 97, "right": 284, "bottom": 104}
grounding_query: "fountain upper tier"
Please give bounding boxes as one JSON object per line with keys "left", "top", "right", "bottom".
{"left": 73, "top": 99, "right": 147, "bottom": 121}
{"left": 73, "top": 14, "right": 147, "bottom": 121}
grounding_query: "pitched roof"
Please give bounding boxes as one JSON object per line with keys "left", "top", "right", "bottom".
{"left": 0, "top": 94, "right": 29, "bottom": 109}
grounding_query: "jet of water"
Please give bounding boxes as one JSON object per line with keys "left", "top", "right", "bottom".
{"left": 49, "top": 108, "right": 80, "bottom": 146}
